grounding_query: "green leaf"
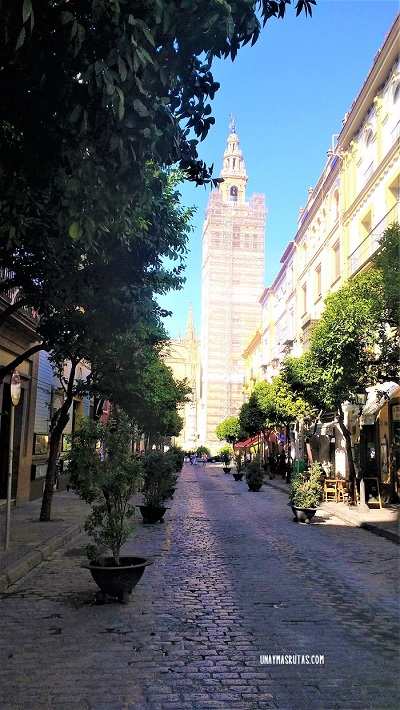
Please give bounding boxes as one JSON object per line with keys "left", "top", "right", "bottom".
{"left": 133, "top": 99, "right": 149, "bottom": 117}
{"left": 22, "top": 0, "right": 32, "bottom": 24}
{"left": 136, "top": 19, "right": 155, "bottom": 46}
{"left": 69, "top": 222, "right": 82, "bottom": 240}
{"left": 118, "top": 56, "right": 127, "bottom": 83}
{"left": 110, "top": 133, "right": 120, "bottom": 151}
{"left": 15, "top": 27, "right": 25, "bottom": 51}
{"left": 69, "top": 104, "right": 82, "bottom": 124}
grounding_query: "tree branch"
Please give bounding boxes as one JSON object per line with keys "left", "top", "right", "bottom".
{"left": 0, "top": 343, "right": 44, "bottom": 381}
{"left": 0, "top": 297, "right": 32, "bottom": 327}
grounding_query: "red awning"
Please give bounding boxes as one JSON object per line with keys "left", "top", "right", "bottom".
{"left": 235, "top": 436, "right": 259, "bottom": 449}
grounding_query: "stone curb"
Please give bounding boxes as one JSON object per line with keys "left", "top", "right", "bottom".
{"left": 0, "top": 523, "right": 84, "bottom": 592}
{"left": 263, "top": 477, "right": 400, "bottom": 546}
{"left": 318, "top": 504, "right": 400, "bottom": 545}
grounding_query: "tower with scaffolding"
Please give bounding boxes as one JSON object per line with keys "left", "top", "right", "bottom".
{"left": 200, "top": 122, "right": 266, "bottom": 449}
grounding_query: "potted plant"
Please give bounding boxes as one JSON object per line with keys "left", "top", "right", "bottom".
{"left": 67, "top": 412, "right": 153, "bottom": 604}
{"left": 289, "top": 461, "right": 323, "bottom": 523}
{"left": 139, "top": 450, "right": 176, "bottom": 523}
{"left": 220, "top": 445, "right": 232, "bottom": 473}
{"left": 232, "top": 451, "right": 244, "bottom": 480}
{"left": 245, "top": 458, "right": 264, "bottom": 491}
{"left": 166, "top": 445, "right": 185, "bottom": 474}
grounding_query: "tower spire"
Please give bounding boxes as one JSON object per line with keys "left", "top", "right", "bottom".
{"left": 219, "top": 118, "right": 248, "bottom": 204}
{"left": 185, "top": 302, "right": 196, "bottom": 341}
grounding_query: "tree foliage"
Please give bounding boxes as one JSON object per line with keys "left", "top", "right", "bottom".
{"left": 238, "top": 399, "right": 265, "bottom": 440}
{"left": 283, "top": 266, "right": 398, "bottom": 504}
{"left": 0, "top": 169, "right": 193, "bottom": 381}
{"left": 373, "top": 222, "right": 400, "bottom": 329}
{"left": 1, "top": 1, "right": 315, "bottom": 246}
{"left": 252, "top": 377, "right": 311, "bottom": 426}
{"left": 215, "top": 416, "right": 241, "bottom": 444}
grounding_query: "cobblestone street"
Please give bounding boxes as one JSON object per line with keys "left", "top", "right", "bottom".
{"left": 0, "top": 463, "right": 399, "bottom": 710}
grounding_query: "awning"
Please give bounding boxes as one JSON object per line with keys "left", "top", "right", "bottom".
{"left": 361, "top": 381, "right": 399, "bottom": 422}
{"left": 235, "top": 435, "right": 259, "bottom": 449}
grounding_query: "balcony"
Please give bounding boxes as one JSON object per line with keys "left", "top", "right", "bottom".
{"left": 0, "top": 268, "right": 39, "bottom": 327}
{"left": 348, "top": 203, "right": 399, "bottom": 277}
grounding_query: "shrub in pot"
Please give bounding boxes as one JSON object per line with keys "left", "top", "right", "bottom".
{"left": 289, "top": 462, "right": 323, "bottom": 523}
{"left": 245, "top": 458, "right": 264, "bottom": 491}
{"left": 220, "top": 445, "right": 232, "bottom": 472}
{"left": 166, "top": 445, "right": 185, "bottom": 473}
{"left": 140, "top": 450, "right": 176, "bottom": 522}
{"left": 232, "top": 451, "right": 244, "bottom": 480}
{"left": 67, "top": 412, "right": 153, "bottom": 602}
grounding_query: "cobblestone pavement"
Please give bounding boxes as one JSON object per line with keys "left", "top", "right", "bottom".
{"left": 0, "top": 464, "right": 399, "bottom": 710}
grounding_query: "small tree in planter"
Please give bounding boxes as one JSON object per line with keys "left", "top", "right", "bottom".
{"left": 245, "top": 458, "right": 264, "bottom": 491}
{"left": 232, "top": 450, "right": 244, "bottom": 480}
{"left": 289, "top": 462, "right": 323, "bottom": 523}
{"left": 140, "top": 450, "right": 176, "bottom": 522}
{"left": 67, "top": 412, "right": 153, "bottom": 603}
{"left": 220, "top": 445, "right": 232, "bottom": 472}
{"left": 67, "top": 413, "right": 143, "bottom": 565}
{"left": 166, "top": 445, "right": 185, "bottom": 473}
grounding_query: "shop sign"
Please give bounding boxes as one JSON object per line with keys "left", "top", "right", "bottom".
{"left": 392, "top": 404, "right": 400, "bottom": 422}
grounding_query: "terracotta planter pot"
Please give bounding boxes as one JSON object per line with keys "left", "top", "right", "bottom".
{"left": 84, "top": 556, "right": 154, "bottom": 604}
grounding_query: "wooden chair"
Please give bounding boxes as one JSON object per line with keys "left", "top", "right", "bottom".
{"left": 337, "top": 480, "right": 348, "bottom": 503}
{"left": 324, "top": 479, "right": 338, "bottom": 502}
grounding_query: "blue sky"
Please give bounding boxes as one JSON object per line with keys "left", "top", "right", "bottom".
{"left": 159, "top": 0, "right": 399, "bottom": 339}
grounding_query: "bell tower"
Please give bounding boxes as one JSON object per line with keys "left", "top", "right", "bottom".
{"left": 219, "top": 115, "right": 248, "bottom": 204}
{"left": 200, "top": 118, "right": 267, "bottom": 449}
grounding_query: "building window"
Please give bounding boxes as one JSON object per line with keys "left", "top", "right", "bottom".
{"left": 301, "top": 283, "right": 307, "bottom": 315}
{"left": 360, "top": 210, "right": 372, "bottom": 240}
{"left": 363, "top": 130, "right": 374, "bottom": 184}
{"left": 230, "top": 185, "right": 238, "bottom": 202}
{"left": 315, "top": 264, "right": 322, "bottom": 301}
{"left": 332, "top": 241, "right": 340, "bottom": 283}
{"left": 332, "top": 190, "right": 339, "bottom": 223}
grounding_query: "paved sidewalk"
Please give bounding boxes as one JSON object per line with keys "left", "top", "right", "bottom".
{"left": 264, "top": 475, "right": 400, "bottom": 545}
{"left": 0, "top": 490, "right": 90, "bottom": 592}
{"left": 0, "top": 470, "right": 398, "bottom": 594}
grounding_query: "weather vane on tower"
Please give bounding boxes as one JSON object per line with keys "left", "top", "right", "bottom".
{"left": 229, "top": 113, "right": 236, "bottom": 133}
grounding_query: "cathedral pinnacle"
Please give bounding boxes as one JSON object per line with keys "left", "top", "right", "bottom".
{"left": 185, "top": 302, "right": 196, "bottom": 341}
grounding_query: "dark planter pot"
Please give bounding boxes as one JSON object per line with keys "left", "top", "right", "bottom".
{"left": 139, "top": 504, "right": 167, "bottom": 524}
{"left": 289, "top": 504, "right": 318, "bottom": 523}
{"left": 222, "top": 467, "right": 231, "bottom": 474}
{"left": 233, "top": 472, "right": 244, "bottom": 481}
{"left": 84, "top": 556, "right": 154, "bottom": 604}
{"left": 166, "top": 487, "right": 176, "bottom": 499}
{"left": 247, "top": 483, "right": 262, "bottom": 492}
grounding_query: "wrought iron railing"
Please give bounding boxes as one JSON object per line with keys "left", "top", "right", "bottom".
{"left": 348, "top": 203, "right": 399, "bottom": 277}
{"left": 0, "top": 268, "right": 39, "bottom": 323}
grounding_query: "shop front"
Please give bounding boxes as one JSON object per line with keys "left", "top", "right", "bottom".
{"left": 360, "top": 381, "right": 400, "bottom": 503}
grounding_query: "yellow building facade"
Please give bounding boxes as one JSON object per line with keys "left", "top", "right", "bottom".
{"left": 245, "top": 13, "right": 400, "bottom": 486}
{"left": 161, "top": 304, "right": 202, "bottom": 452}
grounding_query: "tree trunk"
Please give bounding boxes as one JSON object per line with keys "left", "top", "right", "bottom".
{"left": 336, "top": 404, "right": 357, "bottom": 506}
{"left": 39, "top": 360, "right": 78, "bottom": 521}
{"left": 39, "top": 396, "right": 72, "bottom": 521}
